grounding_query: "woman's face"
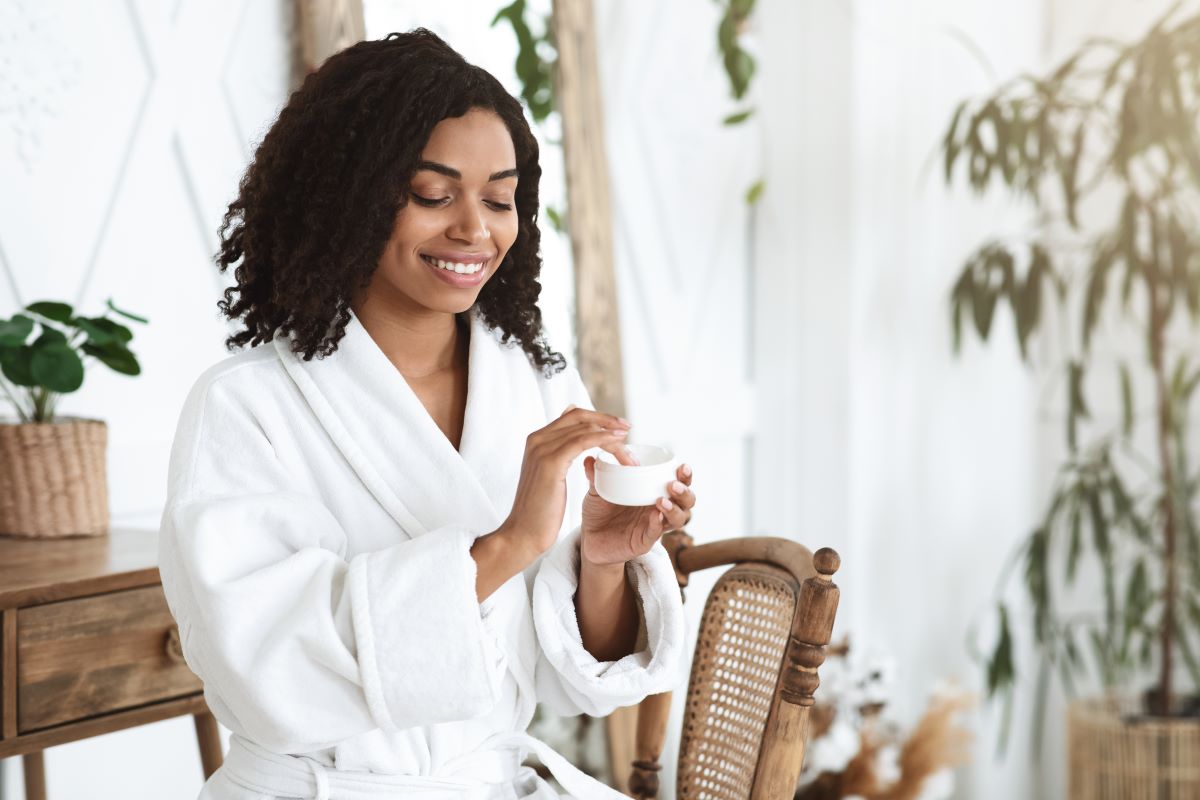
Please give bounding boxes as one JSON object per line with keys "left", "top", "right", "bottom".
{"left": 359, "top": 108, "right": 520, "bottom": 317}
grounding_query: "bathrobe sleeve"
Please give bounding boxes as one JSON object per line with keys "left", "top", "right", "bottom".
{"left": 158, "top": 373, "right": 505, "bottom": 755}
{"left": 529, "top": 367, "right": 686, "bottom": 717}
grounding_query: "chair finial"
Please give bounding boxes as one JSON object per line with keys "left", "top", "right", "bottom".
{"left": 813, "top": 547, "right": 840, "bottom": 578}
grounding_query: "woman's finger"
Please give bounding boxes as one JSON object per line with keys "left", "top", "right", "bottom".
{"left": 549, "top": 405, "right": 629, "bottom": 433}
{"left": 655, "top": 495, "right": 690, "bottom": 531}
{"left": 676, "top": 462, "right": 693, "bottom": 486}
{"left": 666, "top": 479, "right": 696, "bottom": 512}
{"left": 553, "top": 426, "right": 640, "bottom": 467}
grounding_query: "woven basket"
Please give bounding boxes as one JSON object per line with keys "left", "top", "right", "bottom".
{"left": 0, "top": 417, "right": 109, "bottom": 538}
{"left": 1069, "top": 695, "right": 1200, "bottom": 799}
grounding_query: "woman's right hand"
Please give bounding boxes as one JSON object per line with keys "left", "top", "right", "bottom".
{"left": 499, "top": 405, "right": 638, "bottom": 560}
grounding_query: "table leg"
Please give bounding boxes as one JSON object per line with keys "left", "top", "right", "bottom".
{"left": 192, "top": 712, "right": 223, "bottom": 778}
{"left": 22, "top": 751, "right": 46, "bottom": 800}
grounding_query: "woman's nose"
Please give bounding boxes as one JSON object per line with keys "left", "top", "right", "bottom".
{"left": 446, "top": 202, "right": 490, "bottom": 244}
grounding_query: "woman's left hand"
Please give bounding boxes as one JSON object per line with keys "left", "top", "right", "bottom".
{"left": 579, "top": 458, "right": 696, "bottom": 567}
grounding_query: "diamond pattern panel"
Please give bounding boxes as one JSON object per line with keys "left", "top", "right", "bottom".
{"left": 0, "top": 0, "right": 295, "bottom": 516}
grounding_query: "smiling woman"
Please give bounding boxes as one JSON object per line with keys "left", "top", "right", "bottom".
{"left": 158, "top": 27, "right": 691, "bottom": 800}
{"left": 213, "top": 29, "right": 559, "bottom": 375}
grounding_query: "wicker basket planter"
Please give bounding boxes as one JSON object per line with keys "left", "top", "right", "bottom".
{"left": 0, "top": 417, "right": 109, "bottom": 538}
{"left": 1069, "top": 695, "right": 1200, "bottom": 799}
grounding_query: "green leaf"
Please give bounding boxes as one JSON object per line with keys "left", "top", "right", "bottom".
{"left": 1062, "top": 122, "right": 1085, "bottom": 228}
{"left": 1121, "top": 559, "right": 1147, "bottom": 656}
{"left": 1066, "top": 495, "right": 1083, "bottom": 581}
{"left": 0, "top": 346, "right": 35, "bottom": 386}
{"left": 1110, "top": 467, "right": 1152, "bottom": 544}
{"left": 80, "top": 341, "right": 140, "bottom": 376}
{"left": 71, "top": 317, "right": 116, "bottom": 346}
{"left": 744, "top": 179, "right": 765, "bottom": 206}
{"left": 34, "top": 328, "right": 67, "bottom": 347}
{"left": 1088, "top": 481, "right": 1110, "bottom": 558}
{"left": 987, "top": 603, "right": 1016, "bottom": 697}
{"left": 29, "top": 342, "right": 84, "bottom": 393}
{"left": 1082, "top": 243, "right": 1115, "bottom": 352}
{"left": 950, "top": 266, "right": 974, "bottom": 353}
{"left": 991, "top": 103, "right": 1014, "bottom": 185}
{"left": 968, "top": 246, "right": 1006, "bottom": 340}
{"left": 91, "top": 318, "right": 133, "bottom": 343}
{"left": 1089, "top": 628, "right": 1113, "bottom": 686}
{"left": 1015, "top": 244, "right": 1048, "bottom": 358}
{"left": 544, "top": 205, "right": 566, "bottom": 234}
{"left": 1119, "top": 362, "right": 1134, "bottom": 438}
{"left": 25, "top": 301, "right": 74, "bottom": 323}
{"left": 943, "top": 100, "right": 969, "bottom": 184}
{"left": 1068, "top": 361, "right": 1089, "bottom": 451}
{"left": 0, "top": 314, "right": 34, "bottom": 346}
{"left": 722, "top": 108, "right": 754, "bottom": 125}
{"left": 1024, "top": 527, "right": 1051, "bottom": 642}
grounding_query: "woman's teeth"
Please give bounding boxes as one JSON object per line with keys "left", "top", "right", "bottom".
{"left": 423, "top": 255, "right": 484, "bottom": 274}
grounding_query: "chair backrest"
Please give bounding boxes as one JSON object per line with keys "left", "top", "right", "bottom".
{"left": 628, "top": 533, "right": 841, "bottom": 800}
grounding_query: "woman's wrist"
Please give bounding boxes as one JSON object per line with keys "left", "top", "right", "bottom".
{"left": 579, "top": 549, "right": 627, "bottom": 577}
{"left": 495, "top": 522, "right": 553, "bottom": 566}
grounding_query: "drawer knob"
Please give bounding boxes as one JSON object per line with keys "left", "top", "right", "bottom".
{"left": 164, "top": 625, "right": 185, "bottom": 663}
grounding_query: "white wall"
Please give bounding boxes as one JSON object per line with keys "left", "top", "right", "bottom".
{"left": 591, "top": 0, "right": 760, "bottom": 791}
{"left": 749, "top": 1, "right": 1181, "bottom": 798}
{"left": 1, "top": 0, "right": 295, "bottom": 796}
{"left": 753, "top": 0, "right": 1045, "bottom": 796}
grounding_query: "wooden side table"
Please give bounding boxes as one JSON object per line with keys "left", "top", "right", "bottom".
{"left": 0, "top": 528, "right": 222, "bottom": 799}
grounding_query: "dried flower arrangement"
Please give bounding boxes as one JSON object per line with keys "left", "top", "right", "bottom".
{"left": 795, "top": 639, "right": 974, "bottom": 800}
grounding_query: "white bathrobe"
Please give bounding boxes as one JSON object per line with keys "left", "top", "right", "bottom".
{"left": 157, "top": 305, "right": 685, "bottom": 800}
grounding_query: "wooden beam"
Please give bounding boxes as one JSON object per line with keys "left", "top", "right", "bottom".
{"left": 550, "top": 1, "right": 635, "bottom": 788}
{"left": 297, "top": 0, "right": 366, "bottom": 73}
{"left": 551, "top": 0, "right": 627, "bottom": 420}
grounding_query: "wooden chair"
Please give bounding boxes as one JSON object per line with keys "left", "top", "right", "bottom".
{"left": 628, "top": 532, "right": 841, "bottom": 800}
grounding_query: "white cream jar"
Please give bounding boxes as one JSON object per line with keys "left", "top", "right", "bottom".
{"left": 594, "top": 443, "right": 679, "bottom": 506}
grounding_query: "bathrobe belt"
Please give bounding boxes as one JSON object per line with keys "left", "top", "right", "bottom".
{"left": 223, "top": 731, "right": 629, "bottom": 800}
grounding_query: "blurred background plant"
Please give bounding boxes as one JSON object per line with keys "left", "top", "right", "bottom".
{"left": 0, "top": 299, "right": 146, "bottom": 423}
{"left": 490, "top": 0, "right": 765, "bottom": 231}
{"left": 942, "top": 0, "right": 1200, "bottom": 743}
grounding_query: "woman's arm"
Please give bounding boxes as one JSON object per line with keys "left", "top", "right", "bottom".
{"left": 575, "top": 558, "right": 640, "bottom": 661}
{"left": 470, "top": 526, "right": 543, "bottom": 600}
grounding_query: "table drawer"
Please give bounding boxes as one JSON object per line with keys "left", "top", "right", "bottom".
{"left": 17, "top": 585, "right": 202, "bottom": 732}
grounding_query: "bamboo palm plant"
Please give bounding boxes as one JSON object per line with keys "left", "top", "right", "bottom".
{"left": 941, "top": 3, "right": 1200, "bottom": 736}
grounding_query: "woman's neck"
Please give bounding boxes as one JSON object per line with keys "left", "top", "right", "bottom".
{"left": 353, "top": 303, "right": 467, "bottom": 379}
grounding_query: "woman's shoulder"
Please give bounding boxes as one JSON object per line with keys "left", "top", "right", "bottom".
{"left": 172, "top": 343, "right": 291, "bottom": 450}
{"left": 186, "top": 341, "right": 286, "bottom": 404}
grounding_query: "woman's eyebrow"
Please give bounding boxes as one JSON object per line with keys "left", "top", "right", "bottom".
{"left": 416, "top": 160, "right": 518, "bottom": 182}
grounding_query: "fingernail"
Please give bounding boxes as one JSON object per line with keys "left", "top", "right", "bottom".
{"left": 672, "top": 480, "right": 686, "bottom": 493}
{"left": 682, "top": 464, "right": 692, "bottom": 478}
{"left": 609, "top": 428, "right": 629, "bottom": 436}
{"left": 661, "top": 498, "right": 674, "bottom": 510}
{"left": 617, "top": 416, "right": 631, "bottom": 426}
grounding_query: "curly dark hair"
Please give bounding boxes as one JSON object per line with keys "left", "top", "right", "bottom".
{"left": 214, "top": 28, "right": 565, "bottom": 376}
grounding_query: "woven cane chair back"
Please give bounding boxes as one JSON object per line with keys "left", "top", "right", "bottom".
{"left": 626, "top": 534, "right": 841, "bottom": 800}
{"left": 677, "top": 563, "right": 800, "bottom": 800}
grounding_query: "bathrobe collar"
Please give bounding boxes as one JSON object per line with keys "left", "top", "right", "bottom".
{"left": 273, "top": 305, "right": 540, "bottom": 540}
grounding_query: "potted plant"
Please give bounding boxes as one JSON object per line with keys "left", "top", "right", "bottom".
{"left": 0, "top": 298, "right": 146, "bottom": 538}
{"left": 941, "top": 5, "right": 1200, "bottom": 796}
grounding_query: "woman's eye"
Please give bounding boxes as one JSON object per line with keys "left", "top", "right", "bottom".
{"left": 486, "top": 200, "right": 514, "bottom": 211}
{"left": 410, "top": 193, "right": 448, "bottom": 207}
